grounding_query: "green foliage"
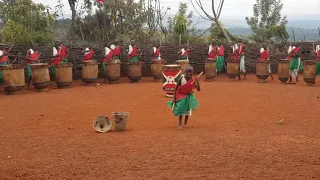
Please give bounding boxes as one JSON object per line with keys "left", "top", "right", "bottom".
{"left": 0, "top": 0, "right": 54, "bottom": 45}
{"left": 246, "top": 0, "right": 288, "bottom": 44}
{"left": 1, "top": 20, "right": 32, "bottom": 42}
{"left": 210, "top": 22, "right": 237, "bottom": 43}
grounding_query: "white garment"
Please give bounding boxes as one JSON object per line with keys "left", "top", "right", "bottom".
{"left": 28, "top": 49, "right": 34, "bottom": 55}
{"left": 84, "top": 47, "right": 90, "bottom": 55}
{"left": 52, "top": 47, "right": 58, "bottom": 56}
{"left": 288, "top": 46, "right": 299, "bottom": 78}
{"left": 238, "top": 44, "right": 245, "bottom": 73}
{"left": 0, "top": 50, "right": 3, "bottom": 56}
{"left": 180, "top": 48, "right": 189, "bottom": 60}
{"left": 105, "top": 47, "right": 111, "bottom": 56}
{"left": 260, "top": 48, "right": 264, "bottom": 54}
{"left": 180, "top": 75, "right": 192, "bottom": 117}
{"left": 316, "top": 45, "right": 320, "bottom": 56}
{"left": 110, "top": 44, "right": 115, "bottom": 50}
{"left": 208, "top": 45, "right": 213, "bottom": 54}
{"left": 153, "top": 47, "right": 161, "bottom": 60}
{"left": 128, "top": 45, "right": 133, "bottom": 55}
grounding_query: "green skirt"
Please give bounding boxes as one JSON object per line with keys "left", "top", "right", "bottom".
{"left": 168, "top": 93, "right": 199, "bottom": 116}
{"left": 0, "top": 61, "right": 8, "bottom": 84}
{"left": 51, "top": 59, "right": 69, "bottom": 77}
{"left": 316, "top": 61, "right": 320, "bottom": 76}
{"left": 181, "top": 54, "right": 189, "bottom": 60}
{"left": 216, "top": 56, "right": 225, "bottom": 73}
{"left": 289, "top": 57, "right": 304, "bottom": 71}
{"left": 113, "top": 56, "right": 120, "bottom": 60}
{"left": 128, "top": 56, "right": 138, "bottom": 62}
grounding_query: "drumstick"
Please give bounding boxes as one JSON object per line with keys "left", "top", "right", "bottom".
{"left": 171, "top": 71, "right": 204, "bottom": 112}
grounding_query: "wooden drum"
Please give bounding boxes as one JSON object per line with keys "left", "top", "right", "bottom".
{"left": 277, "top": 59, "right": 290, "bottom": 83}
{"left": 55, "top": 63, "right": 73, "bottom": 88}
{"left": 127, "top": 62, "right": 142, "bottom": 83}
{"left": 227, "top": 59, "right": 240, "bottom": 79}
{"left": 303, "top": 60, "right": 317, "bottom": 85}
{"left": 105, "top": 60, "right": 121, "bottom": 84}
{"left": 162, "top": 64, "right": 182, "bottom": 97}
{"left": 82, "top": 60, "right": 98, "bottom": 85}
{"left": 30, "top": 63, "right": 50, "bottom": 92}
{"left": 256, "top": 59, "right": 270, "bottom": 83}
{"left": 1, "top": 64, "right": 25, "bottom": 94}
{"left": 175, "top": 60, "right": 189, "bottom": 74}
{"left": 205, "top": 58, "right": 216, "bottom": 81}
{"left": 151, "top": 59, "right": 166, "bottom": 82}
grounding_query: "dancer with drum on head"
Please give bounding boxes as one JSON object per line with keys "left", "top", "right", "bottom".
{"left": 25, "top": 44, "right": 40, "bottom": 87}
{"left": 168, "top": 65, "right": 200, "bottom": 130}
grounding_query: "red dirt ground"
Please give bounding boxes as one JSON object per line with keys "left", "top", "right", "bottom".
{"left": 1, "top": 74, "right": 320, "bottom": 180}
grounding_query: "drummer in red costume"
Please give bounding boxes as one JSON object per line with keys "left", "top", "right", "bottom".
{"left": 237, "top": 38, "right": 246, "bottom": 80}
{"left": 51, "top": 41, "right": 69, "bottom": 77}
{"left": 314, "top": 44, "right": 320, "bottom": 76}
{"left": 229, "top": 41, "right": 239, "bottom": 61}
{"left": 82, "top": 46, "right": 95, "bottom": 62}
{"left": 208, "top": 39, "right": 218, "bottom": 60}
{"left": 25, "top": 44, "right": 40, "bottom": 87}
{"left": 127, "top": 40, "right": 141, "bottom": 62}
{"left": 102, "top": 42, "right": 113, "bottom": 81}
{"left": 257, "top": 44, "right": 273, "bottom": 80}
{"left": 0, "top": 43, "right": 9, "bottom": 84}
{"left": 152, "top": 44, "right": 163, "bottom": 60}
{"left": 110, "top": 39, "right": 121, "bottom": 62}
{"left": 179, "top": 46, "right": 193, "bottom": 60}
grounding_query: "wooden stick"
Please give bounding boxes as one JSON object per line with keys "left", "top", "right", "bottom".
{"left": 171, "top": 71, "right": 204, "bottom": 111}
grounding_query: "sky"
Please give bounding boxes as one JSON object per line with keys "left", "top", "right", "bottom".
{"left": 33, "top": 0, "right": 320, "bottom": 20}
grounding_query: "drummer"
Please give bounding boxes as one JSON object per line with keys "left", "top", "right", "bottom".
{"left": 229, "top": 41, "right": 239, "bottom": 61}
{"left": 179, "top": 45, "right": 193, "bottom": 61}
{"left": 110, "top": 39, "right": 121, "bottom": 62}
{"left": 217, "top": 42, "right": 225, "bottom": 77}
{"left": 257, "top": 44, "right": 273, "bottom": 80}
{"left": 51, "top": 41, "right": 69, "bottom": 77}
{"left": 236, "top": 38, "right": 246, "bottom": 80}
{"left": 314, "top": 44, "right": 320, "bottom": 76}
{"left": 208, "top": 39, "right": 218, "bottom": 60}
{"left": 127, "top": 40, "right": 141, "bottom": 62}
{"left": 152, "top": 44, "right": 163, "bottom": 60}
{"left": 0, "top": 43, "right": 9, "bottom": 84}
{"left": 82, "top": 46, "right": 95, "bottom": 62}
{"left": 288, "top": 43, "right": 303, "bottom": 84}
{"left": 103, "top": 42, "right": 113, "bottom": 81}
{"left": 25, "top": 44, "right": 40, "bottom": 87}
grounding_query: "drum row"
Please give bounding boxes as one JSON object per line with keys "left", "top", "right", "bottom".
{"left": 205, "top": 58, "right": 318, "bottom": 85}
{"left": 0, "top": 60, "right": 144, "bottom": 94}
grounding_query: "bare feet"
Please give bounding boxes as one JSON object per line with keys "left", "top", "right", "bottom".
{"left": 178, "top": 125, "right": 184, "bottom": 130}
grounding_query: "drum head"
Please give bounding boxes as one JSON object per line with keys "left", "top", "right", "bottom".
{"left": 93, "top": 115, "right": 113, "bottom": 133}
{"left": 164, "top": 64, "right": 181, "bottom": 68}
{"left": 176, "top": 60, "right": 189, "bottom": 63}
{"left": 30, "top": 63, "right": 48, "bottom": 66}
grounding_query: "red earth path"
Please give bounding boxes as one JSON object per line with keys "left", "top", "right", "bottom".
{"left": 1, "top": 75, "right": 320, "bottom": 179}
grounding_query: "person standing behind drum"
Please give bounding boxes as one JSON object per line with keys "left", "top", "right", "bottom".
{"left": 236, "top": 38, "right": 246, "bottom": 80}
{"left": 110, "top": 39, "right": 121, "bottom": 62}
{"left": 152, "top": 44, "right": 162, "bottom": 60}
{"left": 127, "top": 40, "right": 141, "bottom": 62}
{"left": 0, "top": 43, "right": 9, "bottom": 84}
{"left": 57, "top": 40, "right": 69, "bottom": 64}
{"left": 51, "top": 41, "right": 69, "bottom": 77}
{"left": 313, "top": 44, "right": 320, "bottom": 76}
{"left": 179, "top": 46, "right": 193, "bottom": 60}
{"left": 25, "top": 44, "right": 40, "bottom": 87}
{"left": 208, "top": 39, "right": 218, "bottom": 60}
{"left": 257, "top": 44, "right": 273, "bottom": 80}
{"left": 102, "top": 42, "right": 113, "bottom": 82}
{"left": 82, "top": 46, "right": 95, "bottom": 62}
{"left": 217, "top": 42, "right": 225, "bottom": 77}
{"left": 168, "top": 66, "right": 200, "bottom": 130}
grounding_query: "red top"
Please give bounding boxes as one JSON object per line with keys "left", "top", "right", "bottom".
{"left": 176, "top": 77, "right": 195, "bottom": 100}
{"left": 83, "top": 50, "right": 94, "bottom": 61}
{"left": 103, "top": 50, "right": 113, "bottom": 62}
{"left": 128, "top": 45, "right": 138, "bottom": 58}
{"left": 26, "top": 50, "right": 39, "bottom": 64}
{"left": 316, "top": 50, "right": 320, "bottom": 61}
{"left": 113, "top": 46, "right": 121, "bottom": 57}
{"left": 51, "top": 48, "right": 62, "bottom": 65}
{"left": 208, "top": 46, "right": 218, "bottom": 59}
{"left": 218, "top": 45, "right": 224, "bottom": 56}
{"left": 181, "top": 49, "right": 189, "bottom": 58}
{"left": 260, "top": 50, "right": 269, "bottom": 59}
{"left": 236, "top": 43, "right": 245, "bottom": 55}
{"left": 0, "top": 50, "right": 8, "bottom": 63}
{"left": 152, "top": 48, "right": 161, "bottom": 59}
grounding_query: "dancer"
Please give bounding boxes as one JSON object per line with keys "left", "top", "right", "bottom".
{"left": 313, "top": 43, "right": 320, "bottom": 75}
{"left": 51, "top": 41, "right": 69, "bottom": 77}
{"left": 168, "top": 66, "right": 200, "bottom": 130}
{"left": 288, "top": 43, "right": 304, "bottom": 84}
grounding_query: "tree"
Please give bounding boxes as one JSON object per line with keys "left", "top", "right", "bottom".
{"left": 210, "top": 22, "right": 237, "bottom": 42}
{"left": 246, "top": 0, "right": 289, "bottom": 44}
{"left": 191, "top": 0, "right": 231, "bottom": 43}
{"left": 173, "top": 3, "right": 191, "bottom": 45}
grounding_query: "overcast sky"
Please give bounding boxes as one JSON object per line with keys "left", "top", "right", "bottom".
{"left": 33, "top": 0, "right": 320, "bottom": 20}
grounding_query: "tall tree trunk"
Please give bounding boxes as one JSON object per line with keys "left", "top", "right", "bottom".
{"left": 71, "top": 8, "right": 76, "bottom": 44}
{"left": 179, "top": 34, "right": 181, "bottom": 45}
{"left": 215, "top": 20, "right": 231, "bottom": 43}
